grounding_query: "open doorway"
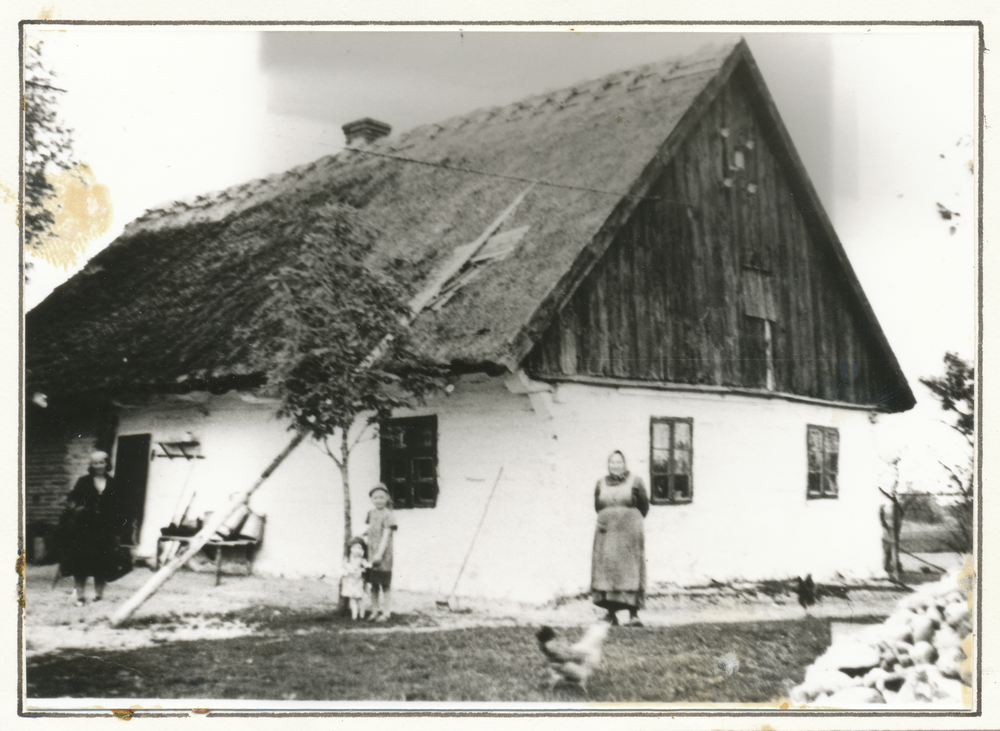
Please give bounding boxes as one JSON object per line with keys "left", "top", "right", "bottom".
{"left": 113, "top": 434, "right": 151, "bottom": 546}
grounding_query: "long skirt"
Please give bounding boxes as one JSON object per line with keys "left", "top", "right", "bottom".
{"left": 591, "top": 506, "right": 645, "bottom": 610}
{"left": 55, "top": 508, "right": 121, "bottom": 581}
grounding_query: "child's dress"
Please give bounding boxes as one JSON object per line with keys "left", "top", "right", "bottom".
{"left": 341, "top": 556, "right": 367, "bottom": 600}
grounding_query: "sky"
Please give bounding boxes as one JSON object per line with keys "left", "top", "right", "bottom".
{"left": 21, "top": 25, "right": 978, "bottom": 487}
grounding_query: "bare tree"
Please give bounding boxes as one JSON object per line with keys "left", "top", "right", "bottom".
{"left": 919, "top": 352, "right": 974, "bottom": 554}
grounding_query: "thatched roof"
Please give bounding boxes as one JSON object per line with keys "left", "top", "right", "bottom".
{"left": 26, "top": 39, "right": 912, "bottom": 409}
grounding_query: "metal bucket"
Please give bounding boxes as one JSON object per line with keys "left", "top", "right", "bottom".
{"left": 203, "top": 505, "right": 249, "bottom": 540}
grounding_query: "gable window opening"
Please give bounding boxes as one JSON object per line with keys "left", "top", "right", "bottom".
{"left": 807, "top": 425, "right": 839, "bottom": 499}
{"left": 650, "top": 417, "right": 693, "bottom": 505}
{"left": 380, "top": 415, "right": 438, "bottom": 509}
{"left": 743, "top": 315, "right": 775, "bottom": 391}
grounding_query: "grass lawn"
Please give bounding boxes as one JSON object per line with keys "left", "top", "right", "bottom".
{"left": 28, "top": 611, "right": 836, "bottom": 703}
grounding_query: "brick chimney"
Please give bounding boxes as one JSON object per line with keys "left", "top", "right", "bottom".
{"left": 342, "top": 117, "right": 392, "bottom": 146}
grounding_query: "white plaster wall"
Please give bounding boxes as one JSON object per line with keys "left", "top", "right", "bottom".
{"left": 540, "top": 383, "right": 886, "bottom": 594}
{"left": 117, "top": 379, "right": 886, "bottom": 604}
{"left": 344, "top": 373, "right": 556, "bottom": 604}
{"left": 117, "top": 393, "right": 345, "bottom": 579}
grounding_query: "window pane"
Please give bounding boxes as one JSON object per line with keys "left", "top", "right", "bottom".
{"left": 388, "top": 483, "right": 408, "bottom": 506}
{"left": 807, "top": 472, "right": 822, "bottom": 495}
{"left": 652, "top": 422, "right": 671, "bottom": 449}
{"left": 393, "top": 429, "right": 407, "bottom": 449}
{"left": 807, "top": 449, "right": 822, "bottom": 473}
{"left": 415, "top": 481, "right": 437, "bottom": 504}
{"left": 651, "top": 475, "right": 670, "bottom": 501}
{"left": 651, "top": 448, "right": 671, "bottom": 473}
{"left": 824, "top": 429, "right": 839, "bottom": 453}
{"left": 414, "top": 457, "right": 435, "bottom": 480}
{"left": 824, "top": 474, "right": 838, "bottom": 496}
{"left": 807, "top": 427, "right": 823, "bottom": 454}
{"left": 672, "top": 449, "right": 691, "bottom": 475}
{"left": 672, "top": 475, "right": 691, "bottom": 500}
{"left": 392, "top": 462, "right": 409, "bottom": 481}
{"left": 419, "top": 429, "right": 434, "bottom": 448}
{"left": 674, "top": 422, "right": 691, "bottom": 450}
{"left": 825, "top": 452, "right": 838, "bottom": 477}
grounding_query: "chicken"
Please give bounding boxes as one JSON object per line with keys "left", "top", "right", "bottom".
{"left": 536, "top": 621, "right": 611, "bottom": 691}
{"left": 796, "top": 574, "right": 817, "bottom": 610}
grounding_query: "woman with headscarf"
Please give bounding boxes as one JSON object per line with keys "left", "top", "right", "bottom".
{"left": 56, "top": 451, "right": 128, "bottom": 606}
{"left": 591, "top": 450, "right": 650, "bottom": 626}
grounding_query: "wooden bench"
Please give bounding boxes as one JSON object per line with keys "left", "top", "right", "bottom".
{"left": 156, "top": 535, "right": 262, "bottom": 586}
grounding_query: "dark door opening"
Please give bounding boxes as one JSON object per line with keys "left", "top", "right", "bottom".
{"left": 113, "top": 434, "right": 151, "bottom": 545}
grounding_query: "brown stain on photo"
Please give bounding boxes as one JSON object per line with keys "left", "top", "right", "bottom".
{"left": 111, "top": 709, "right": 134, "bottom": 720}
{"left": 16, "top": 550, "right": 26, "bottom": 610}
{"left": 31, "top": 162, "right": 113, "bottom": 269}
{"left": 957, "top": 553, "right": 975, "bottom": 708}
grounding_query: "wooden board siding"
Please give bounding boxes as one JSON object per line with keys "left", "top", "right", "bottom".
{"left": 526, "top": 65, "right": 896, "bottom": 409}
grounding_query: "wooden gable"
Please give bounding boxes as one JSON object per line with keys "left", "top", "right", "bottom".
{"left": 525, "top": 61, "right": 908, "bottom": 411}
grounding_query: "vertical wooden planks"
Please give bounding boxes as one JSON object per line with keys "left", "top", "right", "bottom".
{"left": 514, "top": 64, "right": 897, "bottom": 410}
{"left": 632, "top": 201, "right": 653, "bottom": 379}
{"left": 593, "top": 261, "right": 611, "bottom": 376}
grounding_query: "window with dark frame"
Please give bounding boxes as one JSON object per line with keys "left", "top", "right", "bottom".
{"left": 649, "top": 417, "right": 693, "bottom": 505}
{"left": 807, "top": 425, "right": 839, "bottom": 499}
{"left": 380, "top": 415, "right": 438, "bottom": 509}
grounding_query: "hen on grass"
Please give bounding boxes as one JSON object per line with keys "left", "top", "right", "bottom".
{"left": 796, "top": 574, "right": 817, "bottom": 611}
{"left": 536, "top": 621, "right": 611, "bottom": 692}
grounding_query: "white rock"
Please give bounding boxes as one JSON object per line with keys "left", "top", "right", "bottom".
{"left": 937, "top": 645, "right": 963, "bottom": 679}
{"left": 825, "top": 686, "right": 887, "bottom": 706}
{"left": 825, "top": 642, "right": 881, "bottom": 673}
{"left": 806, "top": 669, "right": 856, "bottom": 696}
{"left": 863, "top": 667, "right": 890, "bottom": 688}
{"left": 944, "top": 601, "right": 971, "bottom": 634}
{"left": 911, "top": 641, "right": 938, "bottom": 665}
{"left": 911, "top": 614, "right": 937, "bottom": 643}
{"left": 881, "top": 622, "right": 913, "bottom": 644}
{"left": 934, "top": 624, "right": 962, "bottom": 652}
{"left": 898, "top": 665, "right": 963, "bottom": 704}
{"left": 789, "top": 684, "right": 811, "bottom": 705}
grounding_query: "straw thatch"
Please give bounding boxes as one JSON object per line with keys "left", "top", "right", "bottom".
{"left": 26, "top": 39, "right": 910, "bottom": 408}
{"left": 27, "top": 42, "right": 739, "bottom": 394}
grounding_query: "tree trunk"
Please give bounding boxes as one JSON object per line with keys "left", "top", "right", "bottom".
{"left": 335, "top": 428, "right": 353, "bottom": 616}
{"left": 340, "top": 427, "right": 352, "bottom": 555}
{"left": 109, "top": 431, "right": 306, "bottom": 628}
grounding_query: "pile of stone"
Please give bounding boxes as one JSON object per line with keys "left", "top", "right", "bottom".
{"left": 790, "top": 574, "right": 973, "bottom": 707}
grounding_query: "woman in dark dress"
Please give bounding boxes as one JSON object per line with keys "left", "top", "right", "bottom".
{"left": 591, "top": 450, "right": 650, "bottom": 626}
{"left": 57, "top": 451, "right": 124, "bottom": 606}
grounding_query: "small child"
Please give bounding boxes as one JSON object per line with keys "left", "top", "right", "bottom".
{"left": 341, "top": 537, "right": 371, "bottom": 620}
{"left": 365, "top": 484, "right": 398, "bottom": 622}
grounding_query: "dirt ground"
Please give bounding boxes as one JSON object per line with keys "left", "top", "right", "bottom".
{"left": 22, "top": 562, "right": 910, "bottom": 660}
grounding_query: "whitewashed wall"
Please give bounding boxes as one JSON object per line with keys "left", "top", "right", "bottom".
{"left": 118, "top": 375, "right": 886, "bottom": 604}
{"left": 538, "top": 382, "right": 886, "bottom": 594}
{"left": 118, "top": 393, "right": 344, "bottom": 579}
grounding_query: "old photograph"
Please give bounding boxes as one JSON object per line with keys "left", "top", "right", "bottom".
{"left": 18, "top": 21, "right": 980, "bottom": 715}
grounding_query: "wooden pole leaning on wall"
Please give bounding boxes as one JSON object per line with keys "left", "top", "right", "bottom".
{"left": 109, "top": 430, "right": 306, "bottom": 628}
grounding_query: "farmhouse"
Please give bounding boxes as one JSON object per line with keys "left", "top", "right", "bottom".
{"left": 25, "top": 40, "right": 914, "bottom": 604}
